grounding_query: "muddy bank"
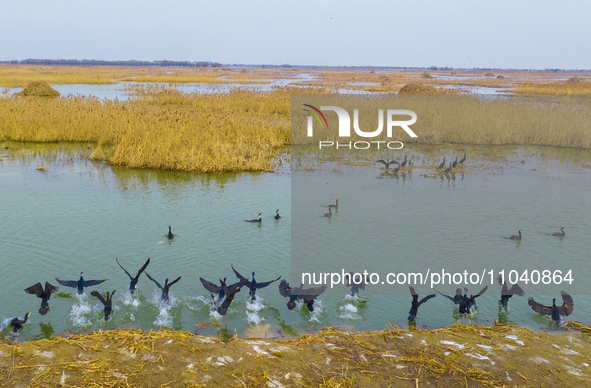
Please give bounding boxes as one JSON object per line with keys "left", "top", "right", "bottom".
{"left": 1, "top": 324, "right": 590, "bottom": 387}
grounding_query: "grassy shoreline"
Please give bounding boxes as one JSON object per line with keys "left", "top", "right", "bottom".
{"left": 1, "top": 324, "right": 590, "bottom": 387}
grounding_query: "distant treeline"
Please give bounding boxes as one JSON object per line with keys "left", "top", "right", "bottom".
{"left": 0, "top": 59, "right": 222, "bottom": 68}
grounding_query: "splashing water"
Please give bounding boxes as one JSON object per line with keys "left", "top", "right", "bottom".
{"left": 339, "top": 303, "right": 362, "bottom": 320}
{"left": 70, "top": 294, "right": 94, "bottom": 327}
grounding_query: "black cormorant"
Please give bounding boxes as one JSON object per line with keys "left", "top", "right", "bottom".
{"left": 408, "top": 155, "right": 414, "bottom": 166}
{"left": 437, "top": 157, "right": 446, "bottom": 169}
{"left": 275, "top": 209, "right": 281, "bottom": 219}
{"left": 323, "top": 207, "right": 333, "bottom": 217}
{"left": 168, "top": 226, "right": 174, "bottom": 240}
{"left": 498, "top": 275, "right": 525, "bottom": 310}
{"left": 346, "top": 272, "right": 368, "bottom": 297}
{"left": 200, "top": 277, "right": 245, "bottom": 300}
{"left": 216, "top": 279, "right": 241, "bottom": 315}
{"left": 145, "top": 272, "right": 182, "bottom": 303}
{"left": 408, "top": 286, "right": 436, "bottom": 322}
{"left": 452, "top": 157, "right": 458, "bottom": 168}
{"left": 459, "top": 153, "right": 467, "bottom": 164}
{"left": 278, "top": 280, "right": 326, "bottom": 312}
{"left": 376, "top": 160, "right": 398, "bottom": 169}
{"left": 91, "top": 290, "right": 116, "bottom": 321}
{"left": 116, "top": 257, "right": 150, "bottom": 295}
{"left": 56, "top": 272, "right": 106, "bottom": 295}
{"left": 246, "top": 213, "right": 263, "bottom": 222}
{"left": 505, "top": 230, "right": 523, "bottom": 240}
{"left": 528, "top": 291, "right": 573, "bottom": 323}
{"left": 436, "top": 286, "right": 488, "bottom": 314}
{"left": 24, "top": 282, "right": 58, "bottom": 315}
{"left": 10, "top": 313, "right": 31, "bottom": 333}
{"left": 327, "top": 199, "right": 339, "bottom": 208}
{"left": 231, "top": 265, "right": 281, "bottom": 300}
{"left": 549, "top": 227, "right": 565, "bottom": 237}
{"left": 443, "top": 163, "right": 452, "bottom": 173}
{"left": 400, "top": 155, "right": 408, "bottom": 167}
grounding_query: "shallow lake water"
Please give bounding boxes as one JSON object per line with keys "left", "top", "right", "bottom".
{"left": 1, "top": 142, "right": 590, "bottom": 341}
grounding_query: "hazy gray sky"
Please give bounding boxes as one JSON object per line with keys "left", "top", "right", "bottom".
{"left": 1, "top": 0, "right": 589, "bottom": 69}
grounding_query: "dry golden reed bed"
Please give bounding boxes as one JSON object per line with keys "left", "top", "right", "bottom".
{"left": 1, "top": 324, "right": 591, "bottom": 387}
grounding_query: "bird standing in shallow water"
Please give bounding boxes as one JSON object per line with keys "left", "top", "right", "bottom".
{"left": 408, "top": 155, "right": 414, "bottom": 166}
{"left": 528, "top": 291, "right": 573, "bottom": 324}
{"left": 56, "top": 272, "right": 106, "bottom": 295}
{"left": 24, "top": 282, "right": 58, "bottom": 315}
{"left": 246, "top": 213, "right": 263, "bottom": 223}
{"left": 232, "top": 265, "right": 281, "bottom": 300}
{"left": 400, "top": 155, "right": 408, "bottom": 167}
{"left": 437, "top": 157, "right": 446, "bottom": 169}
{"left": 549, "top": 227, "right": 565, "bottom": 237}
{"left": 408, "top": 287, "right": 436, "bottom": 322}
{"left": 459, "top": 153, "right": 467, "bottom": 164}
{"left": 443, "top": 162, "right": 452, "bottom": 173}
{"left": 168, "top": 226, "right": 174, "bottom": 240}
{"left": 452, "top": 157, "right": 458, "bottom": 168}
{"left": 116, "top": 257, "right": 150, "bottom": 295}
{"left": 91, "top": 290, "right": 116, "bottom": 321}
{"left": 505, "top": 230, "right": 523, "bottom": 240}
{"left": 10, "top": 313, "right": 31, "bottom": 333}
{"left": 498, "top": 275, "right": 525, "bottom": 310}
{"left": 275, "top": 209, "right": 281, "bottom": 219}
{"left": 145, "top": 272, "right": 182, "bottom": 303}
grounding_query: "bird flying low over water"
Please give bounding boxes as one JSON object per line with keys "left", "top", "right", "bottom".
{"left": 278, "top": 280, "right": 326, "bottom": 312}
{"left": 548, "top": 227, "right": 565, "bottom": 237}
{"left": 116, "top": 257, "right": 150, "bottom": 295}
{"left": 346, "top": 272, "right": 368, "bottom": 297}
{"left": 436, "top": 286, "right": 488, "bottom": 314}
{"left": 246, "top": 213, "right": 263, "bottom": 223}
{"left": 10, "top": 313, "right": 31, "bottom": 333}
{"left": 376, "top": 160, "right": 398, "bottom": 169}
{"left": 200, "top": 277, "right": 245, "bottom": 300}
{"left": 505, "top": 230, "right": 523, "bottom": 240}
{"left": 56, "top": 272, "right": 106, "bottom": 295}
{"left": 231, "top": 265, "right": 281, "bottom": 300}
{"left": 215, "top": 279, "right": 241, "bottom": 315}
{"left": 24, "top": 282, "right": 58, "bottom": 315}
{"left": 528, "top": 291, "right": 573, "bottom": 324}
{"left": 91, "top": 290, "right": 116, "bottom": 321}
{"left": 498, "top": 275, "right": 525, "bottom": 310}
{"left": 408, "top": 286, "right": 436, "bottom": 322}
{"left": 145, "top": 272, "right": 181, "bottom": 303}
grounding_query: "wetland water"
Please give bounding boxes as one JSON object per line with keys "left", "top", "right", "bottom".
{"left": 1, "top": 142, "right": 591, "bottom": 341}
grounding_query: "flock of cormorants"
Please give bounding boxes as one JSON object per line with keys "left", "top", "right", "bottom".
{"left": 3, "top": 152, "right": 576, "bottom": 335}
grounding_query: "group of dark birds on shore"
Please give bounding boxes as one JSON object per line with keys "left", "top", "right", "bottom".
{"left": 376, "top": 153, "right": 467, "bottom": 173}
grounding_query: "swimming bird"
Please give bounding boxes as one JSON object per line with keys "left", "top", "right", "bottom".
{"left": 278, "top": 280, "right": 326, "bottom": 312}
{"left": 200, "top": 277, "right": 245, "bottom": 300}
{"left": 323, "top": 207, "right": 333, "bottom": 217}
{"left": 145, "top": 272, "right": 182, "bottom": 303}
{"left": 436, "top": 286, "right": 488, "bottom": 314}
{"left": 90, "top": 290, "right": 116, "bottom": 321}
{"left": 56, "top": 272, "right": 107, "bottom": 295}
{"left": 168, "top": 226, "right": 174, "bottom": 240}
{"left": 246, "top": 213, "right": 263, "bottom": 223}
{"left": 376, "top": 160, "right": 398, "bottom": 169}
{"left": 443, "top": 162, "right": 452, "bottom": 173}
{"left": 505, "top": 230, "right": 523, "bottom": 240}
{"left": 346, "top": 272, "right": 368, "bottom": 297}
{"left": 232, "top": 265, "right": 281, "bottom": 300}
{"left": 400, "top": 155, "right": 408, "bottom": 167}
{"left": 498, "top": 275, "right": 525, "bottom": 310}
{"left": 452, "top": 157, "right": 458, "bottom": 168}
{"left": 10, "top": 313, "right": 31, "bottom": 333}
{"left": 116, "top": 257, "right": 150, "bottom": 294}
{"left": 327, "top": 199, "right": 339, "bottom": 208}
{"left": 437, "top": 157, "right": 446, "bottom": 169}
{"left": 24, "top": 282, "right": 58, "bottom": 315}
{"left": 275, "top": 209, "right": 281, "bottom": 219}
{"left": 549, "top": 227, "right": 565, "bottom": 237}
{"left": 216, "top": 279, "right": 241, "bottom": 315}
{"left": 408, "top": 286, "right": 436, "bottom": 322}
{"left": 528, "top": 291, "right": 573, "bottom": 323}
{"left": 459, "top": 153, "right": 467, "bottom": 164}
